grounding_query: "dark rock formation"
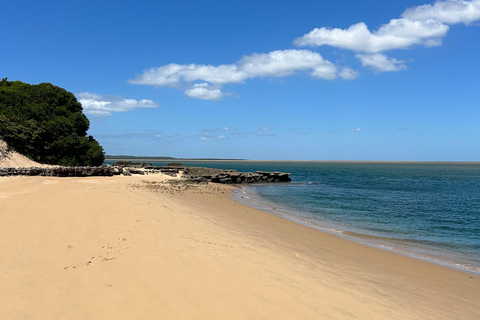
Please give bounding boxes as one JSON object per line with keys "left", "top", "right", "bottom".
{"left": 113, "top": 161, "right": 146, "bottom": 168}
{"left": 166, "top": 162, "right": 183, "bottom": 167}
{"left": 124, "top": 168, "right": 145, "bottom": 175}
{"left": 0, "top": 163, "right": 290, "bottom": 183}
{"left": 181, "top": 167, "right": 291, "bottom": 184}
{"left": 142, "top": 166, "right": 184, "bottom": 177}
{"left": 0, "top": 166, "right": 120, "bottom": 177}
{"left": 256, "top": 171, "right": 292, "bottom": 182}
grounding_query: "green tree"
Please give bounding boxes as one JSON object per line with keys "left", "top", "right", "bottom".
{"left": 0, "top": 78, "right": 105, "bottom": 166}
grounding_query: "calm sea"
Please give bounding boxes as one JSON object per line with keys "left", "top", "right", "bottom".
{"left": 106, "top": 160, "right": 480, "bottom": 273}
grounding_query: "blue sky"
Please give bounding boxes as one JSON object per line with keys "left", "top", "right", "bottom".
{"left": 3, "top": 0, "right": 479, "bottom": 160}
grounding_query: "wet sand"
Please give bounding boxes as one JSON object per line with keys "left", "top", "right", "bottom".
{"left": 1, "top": 174, "right": 479, "bottom": 319}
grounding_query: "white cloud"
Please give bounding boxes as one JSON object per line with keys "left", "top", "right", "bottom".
{"left": 76, "top": 92, "right": 159, "bottom": 116}
{"left": 184, "top": 83, "right": 225, "bottom": 101}
{"left": 293, "top": 1, "right": 480, "bottom": 73}
{"left": 199, "top": 134, "right": 226, "bottom": 140}
{"left": 356, "top": 53, "right": 407, "bottom": 72}
{"left": 130, "top": 49, "right": 346, "bottom": 100}
{"left": 402, "top": 0, "right": 480, "bottom": 25}
{"left": 294, "top": 19, "right": 449, "bottom": 53}
{"left": 238, "top": 50, "right": 337, "bottom": 80}
{"left": 350, "top": 128, "right": 363, "bottom": 132}
{"left": 129, "top": 1, "right": 480, "bottom": 94}
{"left": 294, "top": 1, "right": 480, "bottom": 53}
{"left": 338, "top": 67, "right": 360, "bottom": 80}
{"left": 132, "top": 63, "right": 244, "bottom": 87}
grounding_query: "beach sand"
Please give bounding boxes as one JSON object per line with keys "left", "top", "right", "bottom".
{"left": 1, "top": 174, "right": 479, "bottom": 319}
{"left": 0, "top": 139, "right": 51, "bottom": 168}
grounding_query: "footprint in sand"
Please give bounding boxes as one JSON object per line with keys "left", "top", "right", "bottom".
{"left": 64, "top": 236, "right": 130, "bottom": 270}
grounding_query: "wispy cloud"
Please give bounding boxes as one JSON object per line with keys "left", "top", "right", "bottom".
{"left": 195, "top": 126, "right": 278, "bottom": 139}
{"left": 356, "top": 53, "right": 407, "bottom": 72}
{"left": 96, "top": 131, "right": 187, "bottom": 146}
{"left": 349, "top": 128, "right": 363, "bottom": 132}
{"left": 255, "top": 126, "right": 276, "bottom": 137}
{"left": 197, "top": 127, "right": 239, "bottom": 140}
{"left": 287, "top": 129, "right": 306, "bottom": 135}
{"left": 76, "top": 92, "right": 159, "bottom": 116}
{"left": 338, "top": 67, "right": 360, "bottom": 80}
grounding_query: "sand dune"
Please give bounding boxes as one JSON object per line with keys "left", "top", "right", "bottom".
{"left": 1, "top": 174, "right": 479, "bottom": 319}
{"left": 0, "top": 138, "right": 48, "bottom": 168}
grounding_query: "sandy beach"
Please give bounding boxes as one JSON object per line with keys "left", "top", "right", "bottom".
{"left": 1, "top": 173, "right": 479, "bottom": 319}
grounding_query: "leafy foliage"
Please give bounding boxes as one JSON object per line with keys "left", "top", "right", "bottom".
{"left": 0, "top": 78, "right": 104, "bottom": 166}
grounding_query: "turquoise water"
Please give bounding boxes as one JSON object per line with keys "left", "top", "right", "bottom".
{"left": 106, "top": 160, "right": 480, "bottom": 273}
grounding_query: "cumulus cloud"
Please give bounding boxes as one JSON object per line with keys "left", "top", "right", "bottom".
{"left": 356, "top": 54, "right": 407, "bottom": 72}
{"left": 130, "top": 49, "right": 344, "bottom": 100}
{"left": 402, "top": 0, "right": 480, "bottom": 25}
{"left": 184, "top": 83, "right": 225, "bottom": 100}
{"left": 294, "top": 0, "right": 480, "bottom": 72}
{"left": 131, "top": 63, "right": 243, "bottom": 87}
{"left": 128, "top": 1, "right": 480, "bottom": 93}
{"left": 238, "top": 50, "right": 337, "bottom": 80}
{"left": 76, "top": 92, "right": 159, "bottom": 116}
{"left": 294, "top": 19, "right": 449, "bottom": 53}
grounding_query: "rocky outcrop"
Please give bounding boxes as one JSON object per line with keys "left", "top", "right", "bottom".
{"left": 0, "top": 166, "right": 121, "bottom": 177}
{"left": 181, "top": 167, "right": 291, "bottom": 184}
{"left": 256, "top": 171, "right": 292, "bottom": 182}
{"left": 113, "top": 161, "right": 146, "bottom": 168}
{"left": 143, "top": 166, "right": 184, "bottom": 177}
{"left": 123, "top": 167, "right": 145, "bottom": 175}
{"left": 0, "top": 162, "right": 291, "bottom": 183}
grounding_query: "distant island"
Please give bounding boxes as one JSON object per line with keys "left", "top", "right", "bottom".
{"left": 105, "top": 155, "right": 248, "bottom": 161}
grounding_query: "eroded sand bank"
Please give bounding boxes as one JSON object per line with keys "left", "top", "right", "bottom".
{"left": 1, "top": 174, "right": 479, "bottom": 319}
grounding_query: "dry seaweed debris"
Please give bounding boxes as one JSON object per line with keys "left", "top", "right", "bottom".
{"left": 129, "top": 179, "right": 224, "bottom": 195}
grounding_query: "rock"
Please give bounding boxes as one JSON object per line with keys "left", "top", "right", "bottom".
{"left": 126, "top": 168, "right": 145, "bottom": 175}
{"left": 256, "top": 171, "right": 291, "bottom": 182}
{"left": 180, "top": 166, "right": 291, "bottom": 184}
{"left": 113, "top": 161, "right": 146, "bottom": 168}
{"left": 166, "top": 162, "right": 183, "bottom": 167}
{"left": 0, "top": 165, "right": 120, "bottom": 177}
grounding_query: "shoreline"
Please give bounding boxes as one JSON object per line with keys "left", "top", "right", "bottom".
{"left": 233, "top": 185, "right": 480, "bottom": 276}
{"left": 1, "top": 175, "right": 479, "bottom": 319}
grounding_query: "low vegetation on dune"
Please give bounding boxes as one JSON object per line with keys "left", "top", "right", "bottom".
{"left": 0, "top": 78, "right": 104, "bottom": 166}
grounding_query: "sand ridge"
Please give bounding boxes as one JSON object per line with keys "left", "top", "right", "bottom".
{"left": 0, "top": 138, "right": 49, "bottom": 168}
{"left": 0, "top": 174, "right": 479, "bottom": 319}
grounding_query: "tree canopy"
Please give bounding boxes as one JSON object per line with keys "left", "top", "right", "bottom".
{"left": 0, "top": 78, "right": 104, "bottom": 166}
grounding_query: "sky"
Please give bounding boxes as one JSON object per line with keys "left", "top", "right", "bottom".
{"left": 3, "top": 0, "right": 480, "bottom": 161}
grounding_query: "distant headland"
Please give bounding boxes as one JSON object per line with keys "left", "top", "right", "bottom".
{"left": 105, "top": 155, "right": 248, "bottom": 161}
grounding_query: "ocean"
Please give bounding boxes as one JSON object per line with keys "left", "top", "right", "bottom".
{"left": 106, "top": 160, "right": 480, "bottom": 274}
